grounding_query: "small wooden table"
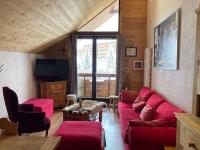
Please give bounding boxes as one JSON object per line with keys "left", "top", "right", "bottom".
{"left": 0, "top": 136, "right": 61, "bottom": 150}
{"left": 63, "top": 100, "right": 105, "bottom": 122}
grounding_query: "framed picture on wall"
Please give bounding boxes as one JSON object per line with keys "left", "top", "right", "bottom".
{"left": 133, "top": 61, "right": 143, "bottom": 70}
{"left": 154, "top": 9, "right": 180, "bottom": 70}
{"left": 125, "top": 47, "right": 137, "bottom": 57}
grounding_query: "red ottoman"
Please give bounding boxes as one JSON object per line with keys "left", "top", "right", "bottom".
{"left": 55, "top": 121, "right": 104, "bottom": 150}
{"left": 23, "top": 98, "right": 53, "bottom": 118}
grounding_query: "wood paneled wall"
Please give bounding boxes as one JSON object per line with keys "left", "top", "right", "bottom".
{"left": 40, "top": 37, "right": 70, "bottom": 59}
{"left": 120, "top": 0, "right": 147, "bottom": 91}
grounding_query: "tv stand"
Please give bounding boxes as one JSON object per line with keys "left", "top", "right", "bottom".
{"left": 40, "top": 81, "right": 67, "bottom": 108}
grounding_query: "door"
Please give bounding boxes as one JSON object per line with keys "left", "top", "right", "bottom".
{"left": 76, "top": 33, "right": 117, "bottom": 100}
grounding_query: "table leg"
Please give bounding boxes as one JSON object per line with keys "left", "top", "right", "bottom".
{"left": 113, "top": 99, "right": 116, "bottom": 111}
{"left": 99, "top": 110, "right": 102, "bottom": 122}
{"left": 63, "top": 111, "right": 67, "bottom": 121}
{"left": 109, "top": 97, "right": 112, "bottom": 110}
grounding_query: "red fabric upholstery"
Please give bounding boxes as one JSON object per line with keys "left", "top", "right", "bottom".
{"left": 118, "top": 101, "right": 133, "bottom": 109}
{"left": 138, "top": 87, "right": 153, "bottom": 101}
{"left": 129, "top": 119, "right": 168, "bottom": 127}
{"left": 55, "top": 121, "right": 103, "bottom": 150}
{"left": 118, "top": 87, "right": 184, "bottom": 150}
{"left": 128, "top": 127, "right": 176, "bottom": 150}
{"left": 154, "top": 102, "right": 183, "bottom": 127}
{"left": 140, "top": 105, "right": 155, "bottom": 121}
{"left": 132, "top": 101, "right": 146, "bottom": 112}
{"left": 146, "top": 93, "right": 165, "bottom": 109}
{"left": 118, "top": 108, "right": 140, "bottom": 139}
{"left": 121, "top": 90, "right": 137, "bottom": 103}
{"left": 24, "top": 98, "right": 53, "bottom": 118}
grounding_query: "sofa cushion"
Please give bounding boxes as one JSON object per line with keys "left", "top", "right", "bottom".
{"left": 139, "top": 87, "right": 153, "bottom": 101}
{"left": 132, "top": 101, "right": 146, "bottom": 112}
{"left": 154, "top": 102, "right": 183, "bottom": 127}
{"left": 134, "top": 96, "right": 143, "bottom": 103}
{"left": 121, "top": 90, "right": 137, "bottom": 103}
{"left": 146, "top": 93, "right": 165, "bottom": 109}
{"left": 140, "top": 105, "right": 155, "bottom": 121}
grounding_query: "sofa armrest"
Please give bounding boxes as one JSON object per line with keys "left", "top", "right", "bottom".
{"left": 19, "top": 104, "right": 34, "bottom": 112}
{"left": 120, "top": 90, "right": 138, "bottom": 103}
{"left": 128, "top": 126, "right": 176, "bottom": 146}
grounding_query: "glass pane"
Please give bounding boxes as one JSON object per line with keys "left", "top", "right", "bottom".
{"left": 79, "top": 0, "right": 119, "bottom": 32}
{"left": 96, "top": 39, "right": 117, "bottom": 98}
{"left": 77, "top": 39, "right": 93, "bottom": 98}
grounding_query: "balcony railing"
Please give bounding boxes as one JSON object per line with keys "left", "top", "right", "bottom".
{"left": 77, "top": 73, "right": 116, "bottom": 98}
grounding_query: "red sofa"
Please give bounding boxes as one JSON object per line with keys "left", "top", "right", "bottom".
{"left": 118, "top": 87, "right": 183, "bottom": 150}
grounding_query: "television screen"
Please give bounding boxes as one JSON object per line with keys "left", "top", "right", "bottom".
{"left": 36, "top": 59, "right": 69, "bottom": 81}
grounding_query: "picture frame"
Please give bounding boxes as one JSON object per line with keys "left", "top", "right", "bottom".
{"left": 154, "top": 9, "right": 180, "bottom": 70}
{"left": 133, "top": 61, "right": 143, "bottom": 70}
{"left": 125, "top": 47, "right": 137, "bottom": 57}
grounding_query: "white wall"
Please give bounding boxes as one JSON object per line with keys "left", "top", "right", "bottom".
{"left": 147, "top": 0, "right": 199, "bottom": 112}
{"left": 0, "top": 51, "right": 42, "bottom": 117}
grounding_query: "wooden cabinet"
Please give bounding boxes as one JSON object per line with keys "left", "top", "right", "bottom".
{"left": 40, "top": 81, "right": 67, "bottom": 108}
{"left": 176, "top": 113, "right": 200, "bottom": 150}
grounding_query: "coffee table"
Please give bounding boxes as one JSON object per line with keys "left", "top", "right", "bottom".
{"left": 62, "top": 100, "right": 106, "bottom": 122}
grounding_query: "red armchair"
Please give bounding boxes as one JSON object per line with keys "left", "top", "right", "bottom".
{"left": 2, "top": 87, "right": 50, "bottom": 136}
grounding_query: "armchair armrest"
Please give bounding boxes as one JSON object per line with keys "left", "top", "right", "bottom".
{"left": 128, "top": 126, "right": 176, "bottom": 146}
{"left": 18, "top": 111, "right": 45, "bottom": 123}
{"left": 19, "top": 104, "right": 34, "bottom": 112}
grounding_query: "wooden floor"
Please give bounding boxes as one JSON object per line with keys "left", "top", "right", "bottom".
{"left": 26, "top": 108, "right": 124, "bottom": 150}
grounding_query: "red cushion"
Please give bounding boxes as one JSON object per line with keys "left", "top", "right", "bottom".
{"left": 154, "top": 102, "right": 184, "bottom": 127}
{"left": 146, "top": 93, "right": 165, "bottom": 109}
{"left": 140, "top": 105, "right": 155, "bottom": 121}
{"left": 139, "top": 87, "right": 153, "bottom": 101}
{"left": 24, "top": 98, "right": 53, "bottom": 118}
{"left": 132, "top": 101, "right": 146, "bottom": 112}
{"left": 121, "top": 90, "right": 137, "bottom": 103}
{"left": 134, "top": 96, "right": 143, "bottom": 103}
{"left": 55, "top": 121, "right": 102, "bottom": 150}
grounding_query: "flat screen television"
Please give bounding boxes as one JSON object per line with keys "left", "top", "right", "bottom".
{"left": 36, "top": 59, "right": 69, "bottom": 81}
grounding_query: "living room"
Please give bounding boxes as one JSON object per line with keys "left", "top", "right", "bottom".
{"left": 0, "top": 0, "right": 200, "bottom": 150}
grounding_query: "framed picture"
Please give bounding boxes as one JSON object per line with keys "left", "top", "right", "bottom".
{"left": 126, "top": 47, "right": 137, "bottom": 57}
{"left": 154, "top": 9, "right": 180, "bottom": 70}
{"left": 133, "top": 61, "right": 143, "bottom": 70}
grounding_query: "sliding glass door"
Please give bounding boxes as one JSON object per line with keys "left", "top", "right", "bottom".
{"left": 96, "top": 39, "right": 117, "bottom": 98}
{"left": 76, "top": 33, "right": 117, "bottom": 100}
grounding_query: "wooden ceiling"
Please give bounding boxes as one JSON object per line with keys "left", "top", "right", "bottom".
{"left": 0, "top": 0, "right": 115, "bottom": 53}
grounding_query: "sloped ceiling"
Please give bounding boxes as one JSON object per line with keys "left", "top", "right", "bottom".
{"left": 0, "top": 0, "right": 115, "bottom": 53}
